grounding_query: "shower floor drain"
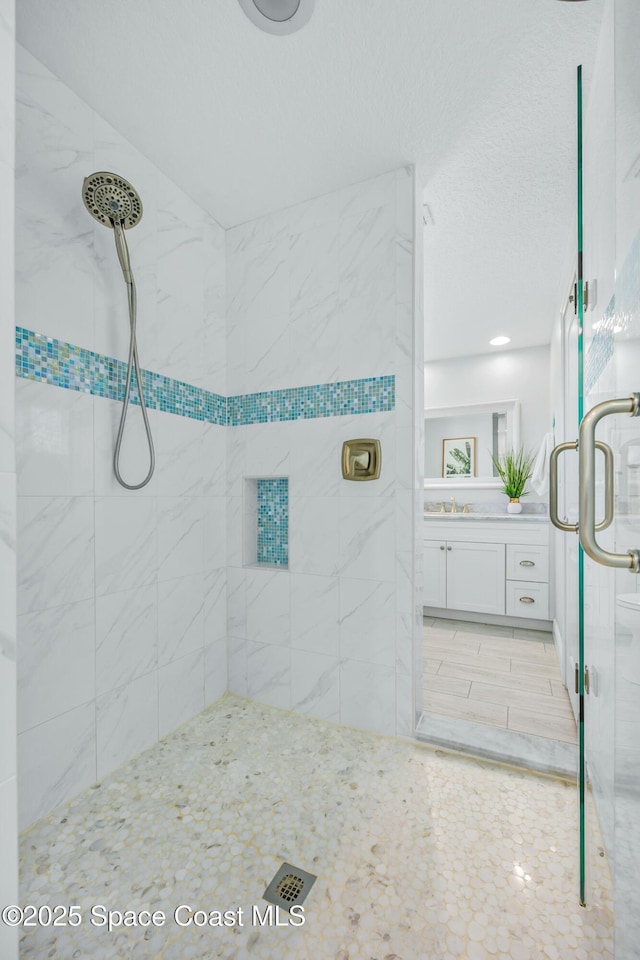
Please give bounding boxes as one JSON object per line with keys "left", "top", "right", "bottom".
{"left": 263, "top": 863, "right": 317, "bottom": 912}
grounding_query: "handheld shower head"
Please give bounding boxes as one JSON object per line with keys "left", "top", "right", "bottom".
{"left": 83, "top": 171, "right": 142, "bottom": 283}
{"left": 82, "top": 172, "right": 143, "bottom": 229}
{"left": 83, "top": 171, "right": 155, "bottom": 489}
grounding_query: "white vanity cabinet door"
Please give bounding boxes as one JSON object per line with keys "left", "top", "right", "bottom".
{"left": 446, "top": 541, "right": 506, "bottom": 615}
{"left": 423, "top": 540, "right": 447, "bottom": 607}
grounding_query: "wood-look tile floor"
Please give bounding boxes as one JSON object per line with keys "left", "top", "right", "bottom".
{"left": 423, "top": 618, "right": 578, "bottom": 744}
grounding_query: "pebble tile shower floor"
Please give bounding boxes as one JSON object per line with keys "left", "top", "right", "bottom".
{"left": 19, "top": 695, "right": 612, "bottom": 959}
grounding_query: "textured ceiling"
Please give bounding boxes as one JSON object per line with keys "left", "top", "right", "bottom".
{"left": 16, "top": 0, "right": 605, "bottom": 359}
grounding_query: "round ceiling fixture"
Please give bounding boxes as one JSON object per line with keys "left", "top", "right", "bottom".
{"left": 237, "top": 0, "right": 314, "bottom": 34}
{"left": 490, "top": 336, "right": 511, "bottom": 346}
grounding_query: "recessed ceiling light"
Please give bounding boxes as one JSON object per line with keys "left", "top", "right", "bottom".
{"left": 490, "top": 336, "right": 511, "bottom": 346}
{"left": 237, "top": 0, "right": 314, "bottom": 34}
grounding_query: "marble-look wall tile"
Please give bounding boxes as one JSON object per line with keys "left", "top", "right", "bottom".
{"left": 17, "top": 496, "right": 94, "bottom": 614}
{"left": 291, "top": 649, "right": 339, "bottom": 721}
{"left": 1, "top": 9, "right": 17, "bottom": 954}
{"left": 290, "top": 170, "right": 396, "bottom": 237}
{"left": 241, "top": 423, "right": 291, "bottom": 478}
{"left": 204, "top": 497, "right": 228, "bottom": 572}
{"left": 0, "top": 776, "right": 18, "bottom": 960}
{"left": 394, "top": 167, "right": 415, "bottom": 307}
{"left": 18, "top": 701, "right": 96, "bottom": 829}
{"left": 158, "top": 574, "right": 204, "bottom": 665}
{"left": 203, "top": 217, "right": 226, "bottom": 322}
{"left": 158, "top": 649, "right": 204, "bottom": 738}
{"left": 286, "top": 420, "right": 341, "bottom": 501}
{"left": 227, "top": 238, "right": 289, "bottom": 323}
{"left": 224, "top": 166, "right": 420, "bottom": 739}
{"left": 0, "top": 776, "right": 19, "bottom": 960}
{"left": 204, "top": 569, "right": 227, "bottom": 644}
{"left": 15, "top": 46, "right": 95, "bottom": 351}
{"left": 246, "top": 640, "right": 291, "bottom": 710}
{"left": 157, "top": 497, "right": 203, "bottom": 581}
{"left": 94, "top": 496, "right": 156, "bottom": 595}
{"left": 339, "top": 659, "right": 396, "bottom": 735}
{"left": 96, "top": 671, "right": 158, "bottom": 779}
{"left": 200, "top": 316, "right": 227, "bottom": 394}
{"left": 0, "top": 473, "right": 16, "bottom": 784}
{"left": 339, "top": 578, "right": 395, "bottom": 667}
{"left": 227, "top": 310, "right": 291, "bottom": 395}
{"left": 155, "top": 413, "right": 203, "bottom": 498}
{"left": 245, "top": 568, "right": 290, "bottom": 646}
{"left": 0, "top": 0, "right": 15, "bottom": 169}
{"left": 339, "top": 497, "right": 395, "bottom": 582}
{"left": 95, "top": 585, "right": 157, "bottom": 696}
{"left": 225, "top": 495, "right": 243, "bottom": 567}
{"left": 202, "top": 423, "right": 227, "bottom": 497}
{"left": 14, "top": 47, "right": 230, "bottom": 831}
{"left": 227, "top": 636, "right": 248, "bottom": 697}
{"left": 16, "top": 380, "right": 94, "bottom": 496}
{"left": 226, "top": 206, "right": 290, "bottom": 258}
{"left": 289, "top": 497, "right": 340, "bottom": 576}
{"left": 155, "top": 180, "right": 207, "bottom": 386}
{"left": 18, "top": 599, "right": 95, "bottom": 732}
{"left": 205, "top": 637, "right": 227, "bottom": 704}
{"left": 0, "top": 162, "right": 15, "bottom": 474}
{"left": 227, "top": 568, "right": 246, "bottom": 639}
{"left": 290, "top": 573, "right": 339, "bottom": 656}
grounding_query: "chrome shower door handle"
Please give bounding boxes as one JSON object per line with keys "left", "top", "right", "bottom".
{"left": 550, "top": 439, "right": 615, "bottom": 533}
{"left": 594, "top": 440, "right": 615, "bottom": 533}
{"left": 578, "top": 394, "right": 640, "bottom": 572}
{"left": 550, "top": 441, "right": 578, "bottom": 532}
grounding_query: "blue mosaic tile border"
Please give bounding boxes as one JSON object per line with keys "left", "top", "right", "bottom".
{"left": 228, "top": 376, "right": 395, "bottom": 426}
{"left": 257, "top": 478, "right": 289, "bottom": 566}
{"left": 15, "top": 327, "right": 227, "bottom": 426}
{"left": 15, "top": 327, "right": 395, "bottom": 427}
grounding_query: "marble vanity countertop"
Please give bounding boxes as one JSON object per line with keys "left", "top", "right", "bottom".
{"left": 423, "top": 512, "right": 549, "bottom": 522}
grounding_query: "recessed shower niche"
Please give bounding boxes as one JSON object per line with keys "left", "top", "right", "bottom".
{"left": 244, "top": 477, "right": 289, "bottom": 568}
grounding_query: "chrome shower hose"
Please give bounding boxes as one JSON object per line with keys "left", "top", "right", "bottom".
{"left": 113, "top": 274, "right": 155, "bottom": 489}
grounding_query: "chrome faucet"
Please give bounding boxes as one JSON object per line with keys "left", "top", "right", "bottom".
{"left": 450, "top": 497, "right": 458, "bottom": 513}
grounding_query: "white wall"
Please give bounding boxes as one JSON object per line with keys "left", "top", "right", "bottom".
{"left": 225, "top": 167, "right": 423, "bottom": 738}
{"left": 14, "top": 46, "right": 228, "bottom": 828}
{"left": 424, "top": 345, "right": 551, "bottom": 502}
{"left": 0, "top": 1, "right": 17, "bottom": 957}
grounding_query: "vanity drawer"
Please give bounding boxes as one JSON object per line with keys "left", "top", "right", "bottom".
{"left": 506, "top": 580, "right": 549, "bottom": 619}
{"left": 506, "top": 544, "right": 549, "bottom": 583}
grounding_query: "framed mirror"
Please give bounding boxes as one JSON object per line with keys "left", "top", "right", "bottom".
{"left": 424, "top": 399, "right": 521, "bottom": 489}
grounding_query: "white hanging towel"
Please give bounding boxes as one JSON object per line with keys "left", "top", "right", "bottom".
{"left": 531, "top": 432, "right": 554, "bottom": 496}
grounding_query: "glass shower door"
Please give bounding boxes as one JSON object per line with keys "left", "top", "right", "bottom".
{"left": 577, "top": 0, "right": 640, "bottom": 942}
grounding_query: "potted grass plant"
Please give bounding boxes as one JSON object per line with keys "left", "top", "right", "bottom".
{"left": 490, "top": 447, "right": 535, "bottom": 514}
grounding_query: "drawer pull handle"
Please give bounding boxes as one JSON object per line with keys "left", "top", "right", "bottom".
{"left": 440, "top": 545, "right": 445, "bottom": 551}
{"left": 519, "top": 560, "right": 535, "bottom": 567}
{"left": 519, "top": 596, "right": 535, "bottom": 604}
{"left": 447, "top": 546, "right": 452, "bottom": 551}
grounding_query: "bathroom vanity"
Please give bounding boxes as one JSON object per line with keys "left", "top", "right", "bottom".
{"left": 423, "top": 515, "right": 550, "bottom": 624}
